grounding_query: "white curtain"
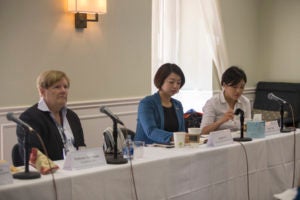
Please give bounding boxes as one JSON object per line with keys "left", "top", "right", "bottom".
{"left": 152, "top": 0, "right": 229, "bottom": 111}
{"left": 199, "top": 0, "right": 229, "bottom": 82}
{"left": 152, "top": 0, "right": 180, "bottom": 83}
{"left": 152, "top": 0, "right": 229, "bottom": 84}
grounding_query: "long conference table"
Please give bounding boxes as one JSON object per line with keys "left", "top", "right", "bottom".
{"left": 1, "top": 130, "right": 300, "bottom": 200}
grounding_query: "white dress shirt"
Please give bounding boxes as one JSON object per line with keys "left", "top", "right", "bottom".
{"left": 200, "top": 92, "right": 251, "bottom": 131}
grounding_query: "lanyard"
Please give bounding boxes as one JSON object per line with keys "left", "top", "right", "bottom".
{"left": 57, "top": 125, "right": 67, "bottom": 145}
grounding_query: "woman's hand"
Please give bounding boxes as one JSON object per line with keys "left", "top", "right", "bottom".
{"left": 201, "top": 109, "right": 234, "bottom": 135}
{"left": 220, "top": 109, "right": 234, "bottom": 123}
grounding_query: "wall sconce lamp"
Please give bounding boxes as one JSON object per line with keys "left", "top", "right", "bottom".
{"left": 68, "top": 0, "right": 107, "bottom": 29}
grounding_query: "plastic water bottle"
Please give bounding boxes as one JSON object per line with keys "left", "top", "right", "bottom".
{"left": 123, "top": 135, "right": 134, "bottom": 160}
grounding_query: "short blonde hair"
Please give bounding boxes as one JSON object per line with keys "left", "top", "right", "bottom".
{"left": 37, "top": 70, "right": 70, "bottom": 89}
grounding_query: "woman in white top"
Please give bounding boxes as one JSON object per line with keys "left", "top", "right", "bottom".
{"left": 200, "top": 66, "right": 251, "bottom": 135}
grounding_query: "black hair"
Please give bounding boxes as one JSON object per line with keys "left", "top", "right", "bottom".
{"left": 154, "top": 63, "right": 185, "bottom": 89}
{"left": 221, "top": 66, "right": 247, "bottom": 86}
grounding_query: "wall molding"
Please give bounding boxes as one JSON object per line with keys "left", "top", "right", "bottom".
{"left": 0, "top": 87, "right": 256, "bottom": 114}
{"left": 0, "top": 97, "right": 143, "bottom": 163}
{"left": 0, "top": 89, "right": 257, "bottom": 163}
{"left": 0, "top": 96, "right": 143, "bottom": 117}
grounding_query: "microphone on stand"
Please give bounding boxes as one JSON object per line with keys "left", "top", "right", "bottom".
{"left": 100, "top": 106, "right": 124, "bottom": 125}
{"left": 267, "top": 93, "right": 292, "bottom": 132}
{"left": 233, "top": 108, "right": 252, "bottom": 142}
{"left": 7, "top": 112, "right": 34, "bottom": 132}
{"left": 99, "top": 106, "right": 127, "bottom": 165}
{"left": 267, "top": 92, "right": 288, "bottom": 104}
{"left": 6, "top": 112, "right": 41, "bottom": 179}
{"left": 234, "top": 108, "right": 244, "bottom": 116}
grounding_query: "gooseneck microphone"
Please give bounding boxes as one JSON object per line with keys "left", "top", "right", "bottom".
{"left": 6, "top": 112, "right": 41, "bottom": 179}
{"left": 268, "top": 92, "right": 288, "bottom": 104}
{"left": 7, "top": 112, "right": 34, "bottom": 132}
{"left": 267, "top": 93, "right": 292, "bottom": 132}
{"left": 100, "top": 106, "right": 127, "bottom": 164}
{"left": 100, "top": 106, "right": 124, "bottom": 125}
{"left": 234, "top": 108, "right": 244, "bottom": 116}
{"left": 233, "top": 108, "right": 252, "bottom": 142}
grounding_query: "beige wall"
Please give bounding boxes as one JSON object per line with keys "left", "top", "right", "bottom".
{"left": 0, "top": 0, "right": 151, "bottom": 107}
{"left": 1, "top": 0, "right": 300, "bottom": 107}
{"left": 218, "top": 0, "right": 300, "bottom": 89}
{"left": 219, "top": 0, "right": 260, "bottom": 88}
{"left": 259, "top": 0, "right": 300, "bottom": 82}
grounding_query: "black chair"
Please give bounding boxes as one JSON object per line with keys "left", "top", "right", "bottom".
{"left": 103, "top": 127, "right": 136, "bottom": 154}
{"left": 120, "top": 127, "right": 135, "bottom": 140}
{"left": 11, "top": 143, "right": 23, "bottom": 167}
{"left": 253, "top": 81, "right": 300, "bottom": 128}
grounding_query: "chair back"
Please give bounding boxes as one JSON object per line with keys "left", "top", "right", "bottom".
{"left": 12, "top": 144, "right": 23, "bottom": 167}
{"left": 103, "top": 127, "right": 136, "bottom": 154}
{"left": 120, "top": 127, "right": 135, "bottom": 140}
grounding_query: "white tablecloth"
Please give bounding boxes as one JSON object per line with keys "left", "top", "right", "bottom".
{"left": 1, "top": 130, "right": 300, "bottom": 200}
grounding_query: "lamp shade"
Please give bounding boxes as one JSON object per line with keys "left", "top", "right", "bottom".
{"left": 68, "top": 0, "right": 107, "bottom": 14}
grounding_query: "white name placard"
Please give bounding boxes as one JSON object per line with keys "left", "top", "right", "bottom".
{"left": 0, "top": 162, "right": 13, "bottom": 185}
{"left": 63, "top": 147, "right": 106, "bottom": 170}
{"left": 207, "top": 129, "right": 233, "bottom": 147}
{"left": 265, "top": 120, "right": 280, "bottom": 136}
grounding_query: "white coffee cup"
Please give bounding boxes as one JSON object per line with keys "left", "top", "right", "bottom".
{"left": 188, "top": 127, "right": 201, "bottom": 135}
{"left": 173, "top": 132, "right": 186, "bottom": 148}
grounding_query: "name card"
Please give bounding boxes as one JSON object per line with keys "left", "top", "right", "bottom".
{"left": 0, "top": 161, "right": 13, "bottom": 185}
{"left": 207, "top": 129, "right": 233, "bottom": 147}
{"left": 63, "top": 147, "right": 106, "bottom": 170}
{"left": 265, "top": 120, "right": 280, "bottom": 136}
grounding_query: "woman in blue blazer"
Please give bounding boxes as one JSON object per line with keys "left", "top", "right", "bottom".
{"left": 135, "top": 63, "right": 186, "bottom": 144}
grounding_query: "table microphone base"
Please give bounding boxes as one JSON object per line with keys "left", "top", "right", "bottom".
{"left": 233, "top": 137, "right": 252, "bottom": 142}
{"left": 106, "top": 157, "right": 128, "bottom": 164}
{"left": 105, "top": 154, "right": 128, "bottom": 164}
{"left": 13, "top": 171, "right": 41, "bottom": 179}
{"left": 280, "top": 127, "right": 295, "bottom": 133}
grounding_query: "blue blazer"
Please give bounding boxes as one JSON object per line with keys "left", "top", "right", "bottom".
{"left": 135, "top": 92, "right": 185, "bottom": 144}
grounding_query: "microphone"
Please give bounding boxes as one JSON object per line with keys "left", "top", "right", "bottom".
{"left": 234, "top": 108, "right": 244, "bottom": 116}
{"left": 233, "top": 108, "right": 252, "bottom": 142}
{"left": 268, "top": 93, "right": 292, "bottom": 132}
{"left": 100, "top": 106, "right": 127, "bottom": 164}
{"left": 100, "top": 106, "right": 124, "bottom": 125}
{"left": 7, "top": 112, "right": 41, "bottom": 180}
{"left": 6, "top": 112, "right": 34, "bottom": 132}
{"left": 268, "top": 92, "right": 288, "bottom": 104}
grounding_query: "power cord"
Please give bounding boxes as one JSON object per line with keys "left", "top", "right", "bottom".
{"left": 236, "top": 141, "right": 250, "bottom": 200}
{"left": 34, "top": 131, "right": 58, "bottom": 200}
{"left": 288, "top": 104, "right": 297, "bottom": 188}
{"left": 123, "top": 127, "right": 139, "bottom": 200}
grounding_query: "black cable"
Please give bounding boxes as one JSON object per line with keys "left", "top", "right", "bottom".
{"left": 123, "top": 127, "right": 139, "bottom": 200}
{"left": 128, "top": 151, "right": 138, "bottom": 200}
{"left": 34, "top": 131, "right": 58, "bottom": 200}
{"left": 288, "top": 104, "right": 296, "bottom": 188}
{"left": 236, "top": 141, "right": 250, "bottom": 200}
